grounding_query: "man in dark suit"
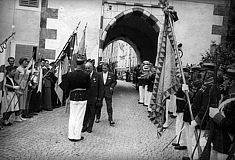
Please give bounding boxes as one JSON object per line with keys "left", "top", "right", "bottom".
{"left": 95, "top": 62, "right": 117, "bottom": 126}
{"left": 82, "top": 62, "right": 101, "bottom": 133}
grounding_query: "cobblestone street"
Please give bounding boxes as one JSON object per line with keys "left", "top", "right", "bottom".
{"left": 0, "top": 80, "right": 186, "bottom": 160}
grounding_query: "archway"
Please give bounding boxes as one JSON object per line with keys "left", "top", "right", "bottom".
{"left": 99, "top": 8, "right": 162, "bottom": 64}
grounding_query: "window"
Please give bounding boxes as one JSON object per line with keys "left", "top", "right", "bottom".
{"left": 19, "top": 0, "right": 39, "bottom": 8}
{"left": 15, "top": 44, "right": 37, "bottom": 66}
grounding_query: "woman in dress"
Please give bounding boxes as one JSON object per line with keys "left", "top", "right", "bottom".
{"left": 1, "top": 66, "right": 21, "bottom": 125}
{"left": 14, "top": 57, "right": 31, "bottom": 119}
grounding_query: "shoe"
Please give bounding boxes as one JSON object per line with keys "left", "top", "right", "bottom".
{"left": 87, "top": 130, "right": 92, "bottom": 133}
{"left": 3, "top": 122, "right": 12, "bottom": 126}
{"left": 44, "top": 108, "right": 53, "bottom": 111}
{"left": 95, "top": 119, "right": 100, "bottom": 123}
{"left": 15, "top": 116, "right": 23, "bottom": 122}
{"left": 20, "top": 116, "right": 27, "bottom": 121}
{"left": 109, "top": 121, "right": 115, "bottom": 126}
{"left": 150, "top": 117, "right": 155, "bottom": 121}
{"left": 22, "top": 114, "right": 33, "bottom": 118}
{"left": 182, "top": 157, "right": 190, "bottom": 160}
{"left": 172, "top": 143, "right": 180, "bottom": 146}
{"left": 138, "top": 101, "right": 144, "bottom": 104}
{"left": 68, "top": 136, "right": 84, "bottom": 142}
{"left": 81, "top": 127, "right": 87, "bottom": 133}
{"left": 168, "top": 111, "right": 173, "bottom": 114}
{"left": 170, "top": 115, "right": 177, "bottom": 118}
{"left": 175, "top": 145, "right": 187, "bottom": 150}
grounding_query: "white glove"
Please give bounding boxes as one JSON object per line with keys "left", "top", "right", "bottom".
{"left": 182, "top": 84, "right": 189, "bottom": 92}
{"left": 191, "top": 120, "right": 198, "bottom": 127}
{"left": 13, "top": 86, "right": 20, "bottom": 90}
{"left": 209, "top": 107, "right": 219, "bottom": 118}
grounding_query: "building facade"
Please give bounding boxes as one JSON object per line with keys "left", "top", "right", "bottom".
{"left": 0, "top": 0, "right": 233, "bottom": 66}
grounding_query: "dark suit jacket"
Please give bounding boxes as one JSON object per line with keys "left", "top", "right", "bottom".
{"left": 87, "top": 71, "right": 102, "bottom": 104}
{"left": 99, "top": 72, "right": 117, "bottom": 98}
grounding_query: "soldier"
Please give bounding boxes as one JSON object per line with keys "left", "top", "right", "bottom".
{"left": 172, "top": 67, "right": 191, "bottom": 150}
{"left": 82, "top": 62, "right": 101, "bottom": 133}
{"left": 209, "top": 66, "right": 235, "bottom": 160}
{"left": 61, "top": 54, "right": 91, "bottom": 142}
{"left": 182, "top": 63, "right": 220, "bottom": 160}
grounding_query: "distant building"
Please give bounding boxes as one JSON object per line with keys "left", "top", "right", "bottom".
{"left": 102, "top": 40, "right": 140, "bottom": 71}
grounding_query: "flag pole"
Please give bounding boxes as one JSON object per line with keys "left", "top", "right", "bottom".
{"left": 43, "top": 21, "right": 81, "bottom": 78}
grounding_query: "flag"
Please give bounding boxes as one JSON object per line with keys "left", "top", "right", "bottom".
{"left": 26, "top": 47, "right": 37, "bottom": 72}
{"left": 70, "top": 33, "right": 78, "bottom": 72}
{"left": 0, "top": 65, "right": 5, "bottom": 104}
{"left": 55, "top": 55, "right": 69, "bottom": 103}
{"left": 78, "top": 25, "right": 87, "bottom": 59}
{"left": 37, "top": 66, "right": 43, "bottom": 93}
{"left": 64, "top": 33, "right": 76, "bottom": 59}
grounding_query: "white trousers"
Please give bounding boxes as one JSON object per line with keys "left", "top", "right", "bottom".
{"left": 139, "top": 85, "right": 145, "bottom": 103}
{"left": 169, "top": 95, "right": 177, "bottom": 116}
{"left": 144, "top": 85, "right": 148, "bottom": 105}
{"left": 210, "top": 149, "right": 228, "bottom": 160}
{"left": 163, "top": 99, "right": 170, "bottom": 127}
{"left": 175, "top": 113, "right": 184, "bottom": 145}
{"left": 184, "top": 122, "right": 207, "bottom": 159}
{"left": 147, "top": 92, "right": 152, "bottom": 111}
{"left": 68, "top": 100, "right": 87, "bottom": 140}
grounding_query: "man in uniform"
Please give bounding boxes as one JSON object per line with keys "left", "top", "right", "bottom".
{"left": 209, "top": 66, "right": 235, "bottom": 160}
{"left": 95, "top": 62, "right": 117, "bottom": 126}
{"left": 82, "top": 62, "right": 101, "bottom": 133}
{"left": 61, "top": 54, "right": 91, "bottom": 142}
{"left": 182, "top": 63, "right": 219, "bottom": 160}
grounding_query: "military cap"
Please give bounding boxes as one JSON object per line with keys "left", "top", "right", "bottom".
{"left": 191, "top": 64, "right": 201, "bottom": 71}
{"left": 76, "top": 54, "right": 86, "bottom": 65}
{"left": 143, "top": 60, "right": 150, "bottom": 65}
{"left": 202, "top": 62, "right": 216, "bottom": 71}
{"left": 183, "top": 66, "right": 189, "bottom": 72}
{"left": 227, "top": 64, "right": 235, "bottom": 80}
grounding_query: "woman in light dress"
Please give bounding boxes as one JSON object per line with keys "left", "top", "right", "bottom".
{"left": 1, "top": 66, "right": 21, "bottom": 125}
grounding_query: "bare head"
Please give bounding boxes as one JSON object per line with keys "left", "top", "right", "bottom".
{"left": 102, "top": 62, "right": 109, "bottom": 73}
{"left": 85, "top": 62, "right": 93, "bottom": 74}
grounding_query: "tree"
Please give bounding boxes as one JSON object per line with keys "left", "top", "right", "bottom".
{"left": 201, "top": 41, "right": 235, "bottom": 69}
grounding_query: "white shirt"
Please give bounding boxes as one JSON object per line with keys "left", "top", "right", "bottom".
{"left": 90, "top": 71, "right": 93, "bottom": 79}
{"left": 103, "top": 72, "right": 108, "bottom": 84}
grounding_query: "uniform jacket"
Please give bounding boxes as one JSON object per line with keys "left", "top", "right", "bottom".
{"left": 61, "top": 70, "right": 91, "bottom": 100}
{"left": 147, "top": 73, "right": 155, "bottom": 92}
{"left": 175, "top": 86, "right": 187, "bottom": 113}
{"left": 183, "top": 84, "right": 218, "bottom": 129}
{"left": 99, "top": 71, "right": 117, "bottom": 98}
{"left": 42, "top": 67, "right": 51, "bottom": 88}
{"left": 212, "top": 99, "right": 235, "bottom": 154}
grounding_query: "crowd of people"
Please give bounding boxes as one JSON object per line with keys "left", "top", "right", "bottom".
{"left": 0, "top": 57, "right": 62, "bottom": 128}
{"left": 136, "top": 58, "right": 235, "bottom": 160}
{"left": 1, "top": 51, "right": 234, "bottom": 159}
{"left": 0, "top": 55, "right": 118, "bottom": 143}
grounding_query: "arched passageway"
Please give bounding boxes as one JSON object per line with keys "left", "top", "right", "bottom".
{"left": 100, "top": 8, "right": 160, "bottom": 64}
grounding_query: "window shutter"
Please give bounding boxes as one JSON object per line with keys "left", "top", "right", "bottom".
{"left": 29, "top": 0, "right": 39, "bottom": 7}
{"left": 19, "top": 0, "right": 39, "bottom": 8}
{"left": 15, "top": 44, "right": 36, "bottom": 66}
